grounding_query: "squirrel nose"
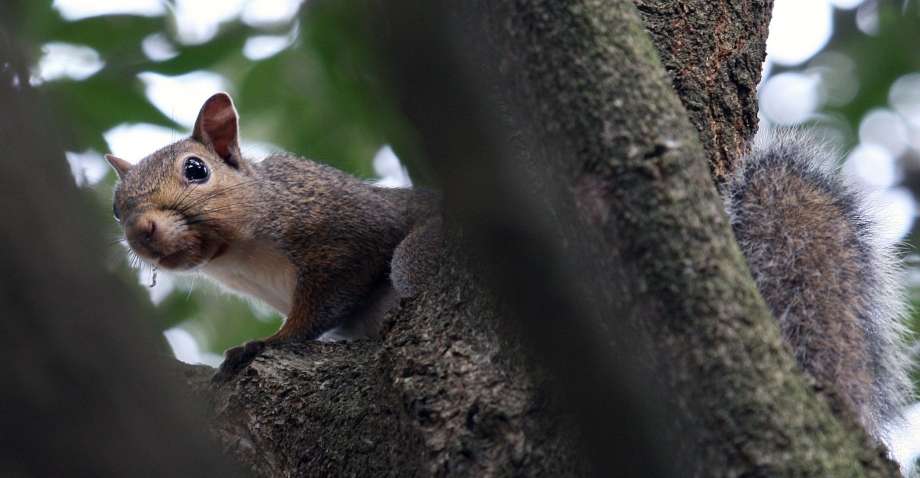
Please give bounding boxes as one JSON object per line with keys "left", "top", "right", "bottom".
{"left": 145, "top": 220, "right": 157, "bottom": 241}
{"left": 127, "top": 216, "right": 160, "bottom": 252}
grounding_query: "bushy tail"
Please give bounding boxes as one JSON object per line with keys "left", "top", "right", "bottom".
{"left": 724, "top": 128, "right": 912, "bottom": 440}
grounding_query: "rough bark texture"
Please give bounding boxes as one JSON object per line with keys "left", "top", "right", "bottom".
{"left": 635, "top": 0, "right": 773, "bottom": 185}
{"left": 183, "top": 242, "right": 589, "bottom": 477}
{"left": 168, "top": 0, "right": 898, "bottom": 477}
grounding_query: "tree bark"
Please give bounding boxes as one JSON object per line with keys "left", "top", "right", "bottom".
{"left": 137, "top": 1, "right": 903, "bottom": 477}
{"left": 187, "top": 240, "right": 595, "bottom": 477}
{"left": 635, "top": 0, "right": 773, "bottom": 185}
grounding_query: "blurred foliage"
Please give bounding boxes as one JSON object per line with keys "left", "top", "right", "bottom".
{"left": 18, "top": 0, "right": 415, "bottom": 173}
{"left": 823, "top": 2, "right": 920, "bottom": 148}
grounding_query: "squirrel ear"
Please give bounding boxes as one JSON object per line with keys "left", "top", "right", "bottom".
{"left": 193, "top": 92, "right": 241, "bottom": 168}
{"left": 104, "top": 154, "right": 132, "bottom": 179}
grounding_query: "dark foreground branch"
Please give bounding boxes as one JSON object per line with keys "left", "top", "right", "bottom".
{"left": 0, "top": 29, "right": 241, "bottom": 478}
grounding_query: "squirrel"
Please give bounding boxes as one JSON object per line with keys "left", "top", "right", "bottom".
{"left": 105, "top": 92, "right": 440, "bottom": 382}
{"left": 106, "top": 93, "right": 910, "bottom": 441}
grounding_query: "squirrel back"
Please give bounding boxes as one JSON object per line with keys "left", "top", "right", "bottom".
{"left": 724, "top": 129, "right": 912, "bottom": 439}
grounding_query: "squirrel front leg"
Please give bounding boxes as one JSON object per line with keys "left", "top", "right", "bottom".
{"left": 269, "top": 276, "right": 330, "bottom": 342}
{"left": 212, "top": 276, "right": 328, "bottom": 383}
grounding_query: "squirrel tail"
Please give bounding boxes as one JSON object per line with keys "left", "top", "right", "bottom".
{"left": 724, "top": 128, "right": 913, "bottom": 440}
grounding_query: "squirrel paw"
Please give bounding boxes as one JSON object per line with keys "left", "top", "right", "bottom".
{"left": 211, "top": 340, "right": 266, "bottom": 383}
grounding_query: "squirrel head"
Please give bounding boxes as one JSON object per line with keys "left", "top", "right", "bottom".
{"left": 107, "top": 92, "right": 256, "bottom": 271}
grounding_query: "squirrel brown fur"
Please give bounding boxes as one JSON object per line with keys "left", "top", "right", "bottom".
{"left": 107, "top": 94, "right": 911, "bottom": 441}
{"left": 725, "top": 129, "right": 912, "bottom": 440}
{"left": 106, "top": 93, "right": 440, "bottom": 381}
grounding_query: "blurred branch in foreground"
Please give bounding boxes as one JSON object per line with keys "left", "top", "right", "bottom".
{"left": 0, "top": 24, "right": 242, "bottom": 478}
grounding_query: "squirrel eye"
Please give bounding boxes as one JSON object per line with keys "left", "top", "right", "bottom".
{"left": 113, "top": 203, "right": 121, "bottom": 223}
{"left": 183, "top": 156, "right": 210, "bottom": 183}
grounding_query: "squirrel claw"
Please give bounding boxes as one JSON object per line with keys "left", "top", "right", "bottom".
{"left": 212, "top": 340, "right": 266, "bottom": 383}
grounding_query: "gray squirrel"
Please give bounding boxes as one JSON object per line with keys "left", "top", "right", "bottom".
{"left": 105, "top": 93, "right": 910, "bottom": 441}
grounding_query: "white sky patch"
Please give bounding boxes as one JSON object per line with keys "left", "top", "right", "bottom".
{"left": 907, "top": 261, "right": 920, "bottom": 288}
{"left": 867, "top": 187, "right": 916, "bottom": 244}
{"left": 173, "top": 0, "right": 246, "bottom": 44}
{"left": 164, "top": 326, "right": 223, "bottom": 367}
{"left": 808, "top": 52, "right": 859, "bottom": 107}
{"left": 856, "top": 0, "right": 880, "bottom": 35}
{"left": 241, "top": 0, "right": 304, "bottom": 27}
{"left": 845, "top": 142, "right": 897, "bottom": 188}
{"left": 243, "top": 35, "right": 290, "bottom": 60}
{"left": 141, "top": 33, "right": 179, "bottom": 62}
{"left": 889, "top": 401, "right": 920, "bottom": 476}
{"left": 859, "top": 108, "right": 911, "bottom": 159}
{"left": 890, "top": 74, "right": 920, "bottom": 152}
{"left": 759, "top": 72, "right": 823, "bottom": 125}
{"left": 65, "top": 150, "right": 108, "bottom": 187}
{"left": 33, "top": 42, "right": 104, "bottom": 84}
{"left": 242, "top": 141, "right": 279, "bottom": 160}
{"left": 243, "top": 23, "right": 298, "bottom": 61}
{"left": 828, "top": 0, "right": 865, "bottom": 8}
{"left": 890, "top": 73, "right": 920, "bottom": 129}
{"left": 758, "top": 59, "right": 773, "bottom": 90}
{"left": 104, "top": 123, "right": 184, "bottom": 163}
{"left": 52, "top": 0, "right": 303, "bottom": 45}
{"left": 138, "top": 70, "right": 229, "bottom": 128}
{"left": 766, "top": 0, "right": 833, "bottom": 66}
{"left": 140, "top": 267, "right": 175, "bottom": 304}
{"left": 52, "top": 0, "right": 165, "bottom": 20}
{"left": 373, "top": 145, "right": 412, "bottom": 188}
